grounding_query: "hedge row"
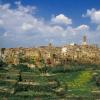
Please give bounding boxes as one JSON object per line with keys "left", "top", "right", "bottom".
{"left": 15, "top": 81, "right": 58, "bottom": 92}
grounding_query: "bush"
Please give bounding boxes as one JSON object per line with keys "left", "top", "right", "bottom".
{"left": 0, "top": 59, "right": 6, "bottom": 67}
{"left": 47, "top": 65, "right": 86, "bottom": 73}
{"left": 16, "top": 64, "right": 31, "bottom": 72}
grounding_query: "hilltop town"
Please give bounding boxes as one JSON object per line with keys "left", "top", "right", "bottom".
{"left": 0, "top": 36, "right": 100, "bottom": 99}
{"left": 0, "top": 35, "right": 100, "bottom": 68}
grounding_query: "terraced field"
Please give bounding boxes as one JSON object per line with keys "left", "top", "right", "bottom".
{"left": 0, "top": 66, "right": 100, "bottom": 100}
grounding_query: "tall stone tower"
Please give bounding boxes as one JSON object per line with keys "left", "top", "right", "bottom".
{"left": 82, "top": 35, "right": 87, "bottom": 45}
{"left": 48, "top": 43, "right": 52, "bottom": 48}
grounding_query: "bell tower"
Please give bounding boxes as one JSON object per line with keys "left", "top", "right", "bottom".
{"left": 82, "top": 35, "right": 87, "bottom": 45}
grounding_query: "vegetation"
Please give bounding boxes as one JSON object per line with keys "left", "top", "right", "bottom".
{"left": 0, "top": 59, "right": 6, "bottom": 67}
{"left": 0, "top": 63, "right": 100, "bottom": 99}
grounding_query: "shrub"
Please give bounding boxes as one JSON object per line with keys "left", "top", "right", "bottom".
{"left": 16, "top": 64, "right": 31, "bottom": 72}
{"left": 0, "top": 59, "right": 6, "bottom": 67}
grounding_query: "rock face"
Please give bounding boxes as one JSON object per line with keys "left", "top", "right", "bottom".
{"left": 0, "top": 43, "right": 100, "bottom": 67}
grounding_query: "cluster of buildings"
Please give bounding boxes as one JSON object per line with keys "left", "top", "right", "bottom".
{"left": 0, "top": 36, "right": 100, "bottom": 68}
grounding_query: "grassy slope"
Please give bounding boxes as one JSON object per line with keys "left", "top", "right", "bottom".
{"left": 50, "top": 70, "right": 93, "bottom": 96}
{"left": 0, "top": 66, "right": 99, "bottom": 99}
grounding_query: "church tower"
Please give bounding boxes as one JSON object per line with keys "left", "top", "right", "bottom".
{"left": 82, "top": 35, "right": 87, "bottom": 45}
{"left": 48, "top": 43, "right": 52, "bottom": 47}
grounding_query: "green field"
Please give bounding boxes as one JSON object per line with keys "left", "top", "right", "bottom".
{"left": 0, "top": 65, "right": 100, "bottom": 100}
